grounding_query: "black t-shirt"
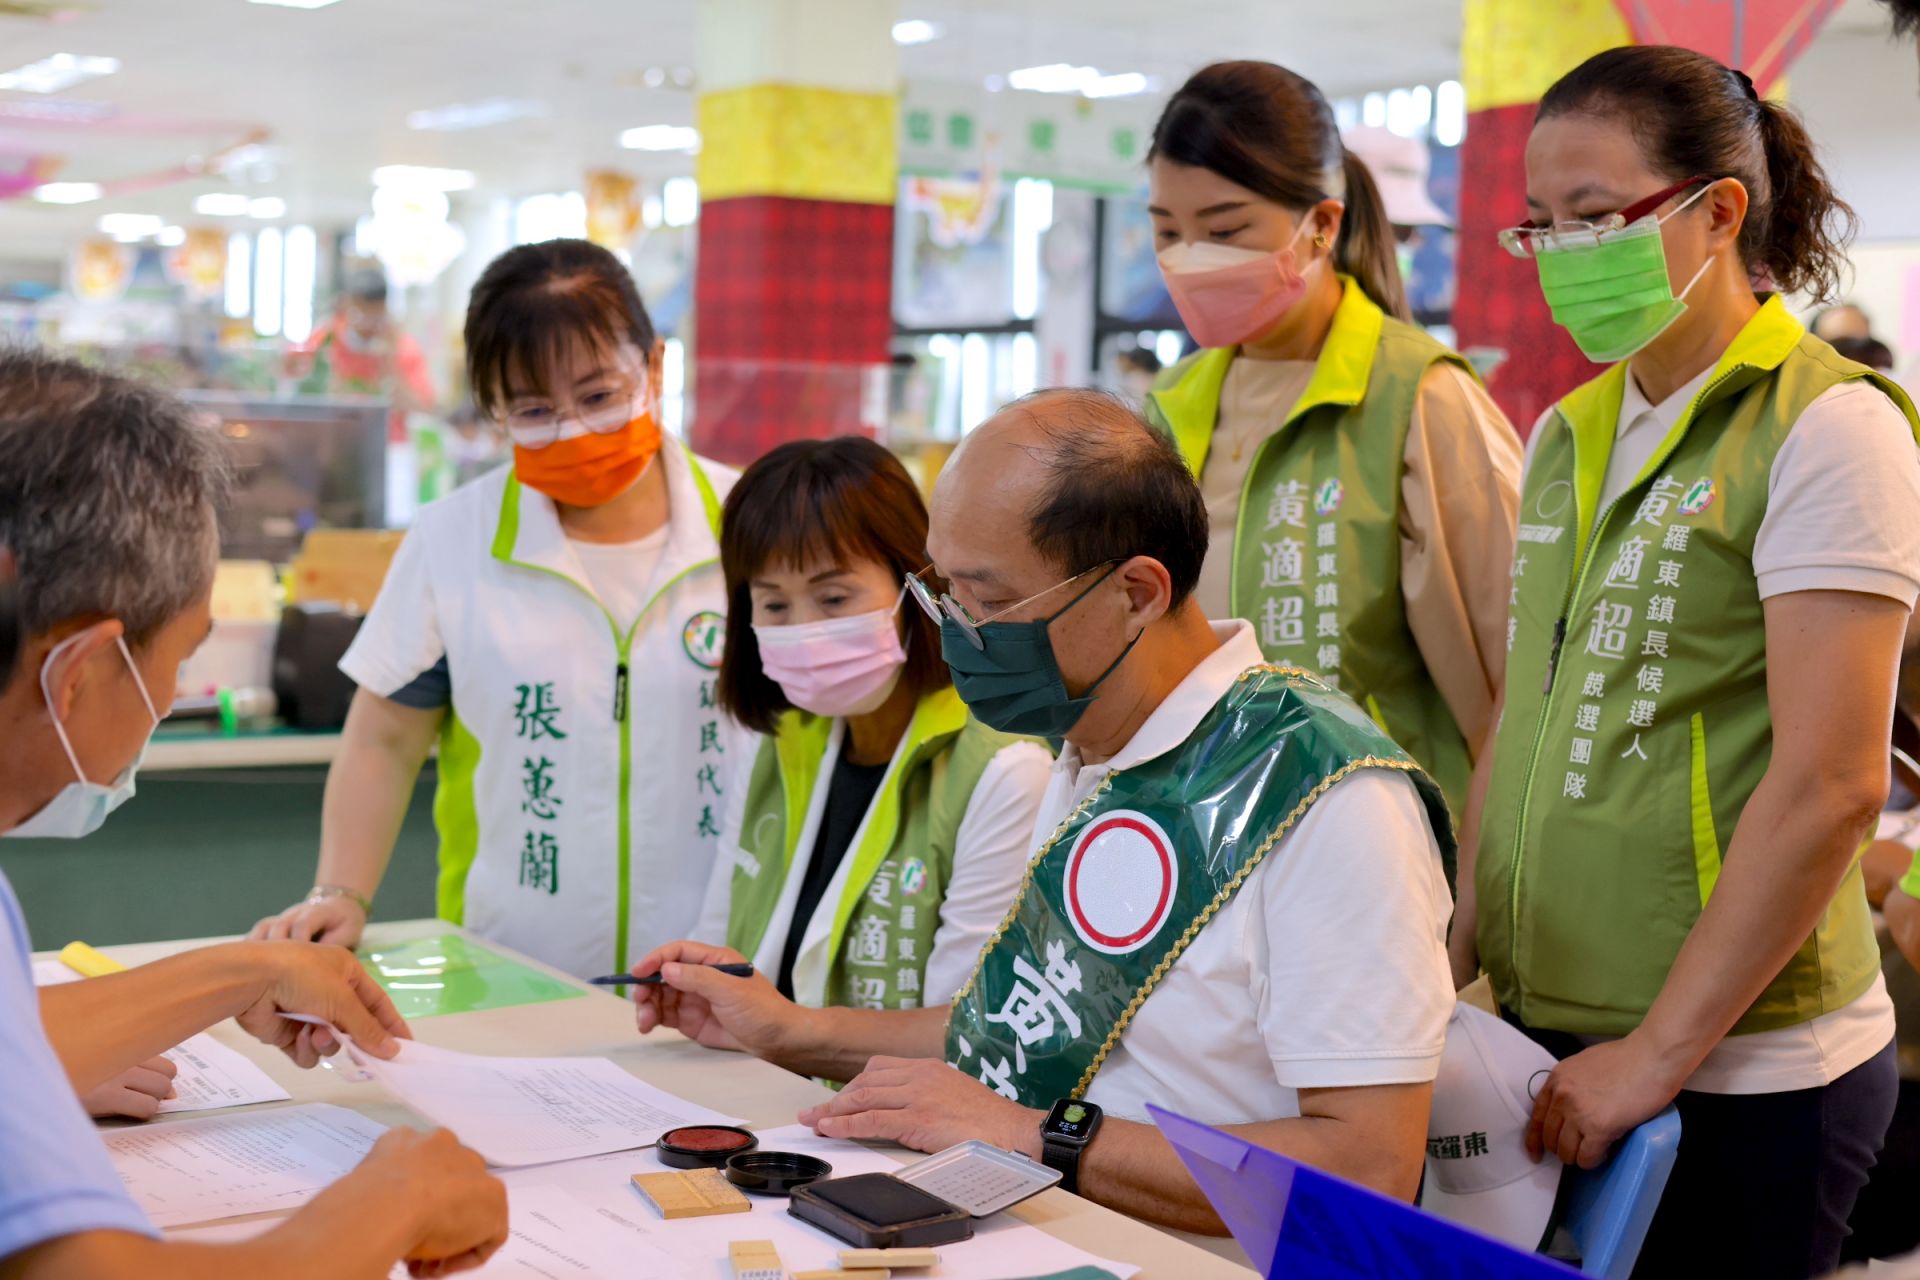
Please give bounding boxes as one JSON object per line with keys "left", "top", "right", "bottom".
{"left": 776, "top": 747, "right": 891, "bottom": 999}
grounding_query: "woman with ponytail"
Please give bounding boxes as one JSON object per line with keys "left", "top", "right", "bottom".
{"left": 1144, "top": 60, "right": 1520, "bottom": 820}
{"left": 1456, "top": 45, "right": 1920, "bottom": 1275}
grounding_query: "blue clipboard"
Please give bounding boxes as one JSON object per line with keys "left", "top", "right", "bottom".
{"left": 1149, "top": 1104, "right": 1581, "bottom": 1279}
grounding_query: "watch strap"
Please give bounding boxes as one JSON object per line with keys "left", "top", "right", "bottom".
{"left": 1041, "top": 1133, "right": 1082, "bottom": 1195}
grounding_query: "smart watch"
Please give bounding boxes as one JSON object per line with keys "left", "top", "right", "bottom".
{"left": 1040, "top": 1098, "right": 1104, "bottom": 1195}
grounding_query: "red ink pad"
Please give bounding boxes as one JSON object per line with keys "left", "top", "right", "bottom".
{"left": 657, "top": 1125, "right": 759, "bottom": 1169}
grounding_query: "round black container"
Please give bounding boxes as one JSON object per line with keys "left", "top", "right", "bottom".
{"left": 725, "top": 1150, "right": 833, "bottom": 1195}
{"left": 655, "top": 1125, "right": 759, "bottom": 1170}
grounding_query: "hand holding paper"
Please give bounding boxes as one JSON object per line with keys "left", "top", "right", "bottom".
{"left": 36, "top": 955, "right": 293, "bottom": 1116}
{"left": 235, "top": 941, "right": 412, "bottom": 1067}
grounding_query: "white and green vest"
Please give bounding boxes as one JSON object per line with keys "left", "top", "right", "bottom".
{"left": 946, "top": 664, "right": 1453, "bottom": 1107}
{"left": 423, "top": 440, "right": 731, "bottom": 979}
{"left": 728, "top": 688, "right": 1022, "bottom": 1010}
{"left": 1146, "top": 278, "right": 1477, "bottom": 817}
{"left": 1479, "top": 297, "right": 1920, "bottom": 1036}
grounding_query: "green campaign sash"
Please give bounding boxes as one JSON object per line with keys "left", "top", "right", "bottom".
{"left": 945, "top": 664, "right": 1452, "bottom": 1108}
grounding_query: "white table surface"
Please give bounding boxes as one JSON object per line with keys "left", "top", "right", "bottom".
{"left": 51, "top": 919, "right": 1258, "bottom": 1279}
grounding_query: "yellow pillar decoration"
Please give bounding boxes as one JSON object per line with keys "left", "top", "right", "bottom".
{"left": 1460, "top": 0, "right": 1632, "bottom": 112}
{"left": 696, "top": 84, "right": 896, "bottom": 205}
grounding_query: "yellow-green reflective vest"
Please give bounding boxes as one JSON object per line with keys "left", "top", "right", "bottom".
{"left": 1479, "top": 297, "right": 1920, "bottom": 1036}
{"left": 1145, "top": 277, "right": 1475, "bottom": 816}
{"left": 727, "top": 687, "right": 1023, "bottom": 1009}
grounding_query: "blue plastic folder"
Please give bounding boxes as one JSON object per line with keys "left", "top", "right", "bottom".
{"left": 1149, "top": 1104, "right": 1580, "bottom": 1280}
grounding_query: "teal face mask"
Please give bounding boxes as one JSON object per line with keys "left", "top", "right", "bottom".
{"left": 920, "top": 564, "right": 1140, "bottom": 740}
{"left": 1531, "top": 182, "right": 1716, "bottom": 364}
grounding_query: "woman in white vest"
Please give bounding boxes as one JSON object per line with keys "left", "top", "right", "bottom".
{"left": 1452, "top": 47, "right": 1920, "bottom": 1277}
{"left": 688, "top": 437, "right": 1049, "bottom": 1013}
{"left": 252, "top": 239, "right": 738, "bottom": 980}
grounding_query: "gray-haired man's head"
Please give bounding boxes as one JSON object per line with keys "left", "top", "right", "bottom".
{"left": 0, "top": 347, "right": 227, "bottom": 832}
{"left": 0, "top": 347, "right": 227, "bottom": 645}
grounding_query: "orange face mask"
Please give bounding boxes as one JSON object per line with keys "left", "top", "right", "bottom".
{"left": 513, "top": 410, "right": 663, "bottom": 509}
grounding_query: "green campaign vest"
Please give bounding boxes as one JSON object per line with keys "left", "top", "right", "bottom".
{"left": 1479, "top": 297, "right": 1920, "bottom": 1037}
{"left": 944, "top": 664, "right": 1454, "bottom": 1107}
{"left": 1145, "top": 278, "right": 1476, "bottom": 818}
{"left": 729, "top": 687, "right": 1022, "bottom": 1010}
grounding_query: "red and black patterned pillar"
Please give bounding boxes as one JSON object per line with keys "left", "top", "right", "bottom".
{"left": 689, "top": 0, "right": 898, "bottom": 465}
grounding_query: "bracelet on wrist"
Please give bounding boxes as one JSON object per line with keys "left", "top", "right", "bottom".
{"left": 306, "top": 884, "right": 372, "bottom": 915}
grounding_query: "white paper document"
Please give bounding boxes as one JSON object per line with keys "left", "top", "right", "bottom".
{"left": 344, "top": 1038, "right": 740, "bottom": 1168}
{"left": 171, "top": 1184, "right": 680, "bottom": 1278}
{"left": 32, "top": 959, "right": 292, "bottom": 1114}
{"left": 31, "top": 958, "right": 81, "bottom": 986}
{"left": 106, "top": 1102, "right": 388, "bottom": 1227}
{"left": 494, "top": 1124, "right": 1140, "bottom": 1280}
{"left": 167, "top": 1123, "right": 1139, "bottom": 1278}
{"left": 156, "top": 1035, "right": 292, "bottom": 1114}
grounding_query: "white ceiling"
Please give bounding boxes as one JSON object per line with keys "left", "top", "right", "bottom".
{"left": 0, "top": 0, "right": 1470, "bottom": 262}
{"left": 0, "top": 0, "right": 1908, "bottom": 265}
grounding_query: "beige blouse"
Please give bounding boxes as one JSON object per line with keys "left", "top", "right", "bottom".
{"left": 1195, "top": 356, "right": 1523, "bottom": 756}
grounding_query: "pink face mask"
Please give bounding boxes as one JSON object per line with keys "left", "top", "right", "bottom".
{"left": 1157, "top": 220, "right": 1316, "bottom": 349}
{"left": 753, "top": 595, "right": 908, "bottom": 719}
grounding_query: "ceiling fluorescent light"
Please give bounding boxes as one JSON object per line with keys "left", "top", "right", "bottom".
{"left": 98, "top": 212, "right": 164, "bottom": 241}
{"left": 33, "top": 182, "right": 103, "bottom": 204}
{"left": 194, "top": 192, "right": 251, "bottom": 216}
{"left": 619, "top": 125, "right": 700, "bottom": 152}
{"left": 1084, "top": 72, "right": 1151, "bottom": 99}
{"left": 1007, "top": 63, "right": 1154, "bottom": 98}
{"left": 0, "top": 53, "right": 120, "bottom": 94}
{"left": 407, "top": 98, "right": 546, "bottom": 132}
{"left": 248, "top": 196, "right": 287, "bottom": 219}
{"left": 157, "top": 225, "right": 187, "bottom": 247}
{"left": 371, "top": 164, "right": 476, "bottom": 191}
{"left": 1007, "top": 64, "right": 1094, "bottom": 94}
{"left": 892, "top": 19, "right": 942, "bottom": 45}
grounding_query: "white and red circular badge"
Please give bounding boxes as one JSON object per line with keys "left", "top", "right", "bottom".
{"left": 1061, "top": 809, "right": 1179, "bottom": 956}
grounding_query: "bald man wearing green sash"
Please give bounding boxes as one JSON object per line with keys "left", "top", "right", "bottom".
{"left": 629, "top": 390, "right": 1457, "bottom": 1233}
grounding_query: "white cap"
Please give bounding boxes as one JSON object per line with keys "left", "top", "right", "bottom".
{"left": 1420, "top": 1003, "right": 1564, "bottom": 1250}
{"left": 1340, "top": 125, "right": 1452, "bottom": 229}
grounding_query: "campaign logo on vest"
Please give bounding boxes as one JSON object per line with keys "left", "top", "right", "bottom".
{"left": 900, "top": 856, "right": 929, "bottom": 897}
{"left": 1062, "top": 809, "right": 1179, "bottom": 956}
{"left": 1678, "top": 478, "right": 1716, "bottom": 517}
{"left": 1314, "top": 478, "right": 1345, "bottom": 517}
{"left": 681, "top": 611, "right": 726, "bottom": 669}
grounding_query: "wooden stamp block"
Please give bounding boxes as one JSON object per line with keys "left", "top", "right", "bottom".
{"left": 630, "top": 1168, "right": 752, "bottom": 1219}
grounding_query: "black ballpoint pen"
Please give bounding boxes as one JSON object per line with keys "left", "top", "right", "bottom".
{"left": 589, "top": 962, "right": 755, "bottom": 986}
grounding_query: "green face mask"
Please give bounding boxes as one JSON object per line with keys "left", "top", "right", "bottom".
{"left": 1533, "top": 187, "right": 1714, "bottom": 364}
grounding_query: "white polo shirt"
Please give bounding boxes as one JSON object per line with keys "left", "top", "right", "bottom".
{"left": 1032, "top": 620, "right": 1457, "bottom": 1126}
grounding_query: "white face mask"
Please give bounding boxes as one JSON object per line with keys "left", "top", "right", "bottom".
{"left": 5, "top": 632, "right": 162, "bottom": 840}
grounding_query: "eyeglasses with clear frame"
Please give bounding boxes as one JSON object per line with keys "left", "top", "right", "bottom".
{"left": 905, "top": 559, "right": 1124, "bottom": 650}
{"left": 498, "top": 369, "right": 650, "bottom": 450}
{"left": 1496, "top": 175, "right": 1715, "bottom": 260}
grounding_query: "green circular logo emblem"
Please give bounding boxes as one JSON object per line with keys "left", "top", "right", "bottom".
{"left": 1314, "top": 478, "right": 1344, "bottom": 517}
{"left": 900, "top": 857, "right": 929, "bottom": 897}
{"left": 1678, "top": 478, "right": 1716, "bottom": 517}
{"left": 682, "top": 611, "right": 726, "bottom": 670}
